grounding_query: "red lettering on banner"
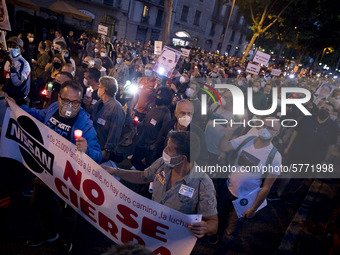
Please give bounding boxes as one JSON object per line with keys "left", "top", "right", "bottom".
{"left": 153, "top": 246, "right": 171, "bottom": 255}
{"left": 83, "top": 179, "right": 105, "bottom": 205}
{"left": 55, "top": 178, "right": 68, "bottom": 199}
{"left": 117, "top": 204, "right": 138, "bottom": 229}
{"left": 121, "top": 228, "right": 145, "bottom": 245}
{"left": 69, "top": 188, "right": 79, "bottom": 207}
{"left": 80, "top": 197, "right": 97, "bottom": 222}
{"left": 64, "top": 160, "right": 81, "bottom": 191}
{"left": 142, "top": 217, "right": 169, "bottom": 243}
{"left": 98, "top": 211, "right": 119, "bottom": 239}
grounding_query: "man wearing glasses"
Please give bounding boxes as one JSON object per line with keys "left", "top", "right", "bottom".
{"left": 9, "top": 80, "right": 102, "bottom": 252}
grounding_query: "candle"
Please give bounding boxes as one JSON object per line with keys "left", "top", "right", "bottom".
{"left": 74, "top": 130, "right": 83, "bottom": 139}
{"left": 134, "top": 116, "right": 139, "bottom": 127}
{"left": 86, "top": 87, "right": 93, "bottom": 97}
{"left": 47, "top": 83, "right": 53, "bottom": 91}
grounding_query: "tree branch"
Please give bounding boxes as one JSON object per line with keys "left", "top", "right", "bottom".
{"left": 262, "top": 1, "right": 293, "bottom": 33}
{"left": 249, "top": 0, "right": 256, "bottom": 24}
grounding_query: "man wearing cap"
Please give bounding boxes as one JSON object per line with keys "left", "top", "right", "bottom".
{"left": 4, "top": 36, "right": 31, "bottom": 106}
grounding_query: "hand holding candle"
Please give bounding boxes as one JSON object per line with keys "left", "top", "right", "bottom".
{"left": 86, "top": 87, "right": 93, "bottom": 97}
{"left": 74, "top": 129, "right": 83, "bottom": 139}
{"left": 74, "top": 130, "right": 87, "bottom": 153}
{"left": 134, "top": 116, "right": 139, "bottom": 127}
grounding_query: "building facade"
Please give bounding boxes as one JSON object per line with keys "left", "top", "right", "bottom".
{"left": 7, "top": 0, "right": 250, "bottom": 56}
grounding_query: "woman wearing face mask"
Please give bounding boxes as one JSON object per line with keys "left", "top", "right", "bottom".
{"left": 102, "top": 131, "right": 218, "bottom": 238}
{"left": 45, "top": 55, "right": 65, "bottom": 81}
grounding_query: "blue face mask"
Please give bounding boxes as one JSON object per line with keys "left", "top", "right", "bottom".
{"left": 64, "top": 54, "right": 69, "bottom": 58}
{"left": 145, "top": 70, "right": 153, "bottom": 77}
{"left": 9, "top": 48, "right": 20, "bottom": 57}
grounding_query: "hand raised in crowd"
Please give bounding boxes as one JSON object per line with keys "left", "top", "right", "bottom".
{"left": 75, "top": 137, "right": 87, "bottom": 153}
{"left": 188, "top": 221, "right": 208, "bottom": 238}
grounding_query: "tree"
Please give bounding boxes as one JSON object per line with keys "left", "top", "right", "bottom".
{"left": 237, "top": 0, "right": 293, "bottom": 62}
{"left": 161, "top": 0, "right": 173, "bottom": 46}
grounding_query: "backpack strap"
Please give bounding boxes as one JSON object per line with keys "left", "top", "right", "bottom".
{"left": 235, "top": 136, "right": 256, "bottom": 152}
{"left": 265, "top": 146, "right": 278, "bottom": 167}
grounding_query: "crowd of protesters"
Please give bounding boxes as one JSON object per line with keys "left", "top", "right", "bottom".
{"left": 0, "top": 29, "right": 340, "bottom": 254}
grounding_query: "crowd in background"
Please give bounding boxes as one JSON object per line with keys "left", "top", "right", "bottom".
{"left": 0, "top": 28, "right": 340, "bottom": 254}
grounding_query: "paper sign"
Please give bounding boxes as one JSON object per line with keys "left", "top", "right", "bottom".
{"left": 153, "top": 46, "right": 182, "bottom": 78}
{"left": 246, "top": 63, "right": 261, "bottom": 75}
{"left": 271, "top": 69, "right": 281, "bottom": 76}
{"left": 98, "top": 24, "right": 108, "bottom": 35}
{"left": 181, "top": 48, "right": 190, "bottom": 57}
{"left": 0, "top": 102, "right": 200, "bottom": 255}
{"left": 154, "top": 41, "right": 163, "bottom": 55}
{"left": 0, "top": 0, "right": 11, "bottom": 31}
{"left": 232, "top": 187, "right": 267, "bottom": 218}
{"left": 253, "top": 51, "right": 271, "bottom": 66}
{"left": 313, "top": 82, "right": 335, "bottom": 104}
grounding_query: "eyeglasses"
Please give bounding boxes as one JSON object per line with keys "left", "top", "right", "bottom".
{"left": 59, "top": 95, "right": 81, "bottom": 107}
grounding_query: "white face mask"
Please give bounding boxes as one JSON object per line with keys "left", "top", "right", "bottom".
{"left": 186, "top": 88, "right": 194, "bottom": 98}
{"left": 211, "top": 73, "right": 218, "bottom": 78}
{"left": 162, "top": 150, "right": 182, "bottom": 167}
{"left": 83, "top": 78, "right": 89, "bottom": 87}
{"left": 253, "top": 87, "right": 259, "bottom": 93}
{"left": 100, "top": 52, "right": 106, "bottom": 57}
{"left": 258, "top": 128, "right": 272, "bottom": 140}
{"left": 94, "top": 48, "right": 99, "bottom": 53}
{"left": 116, "top": 58, "right": 122, "bottom": 64}
{"left": 179, "top": 76, "right": 186, "bottom": 84}
{"left": 238, "top": 81, "right": 244, "bottom": 86}
{"left": 28, "top": 38, "right": 34, "bottom": 43}
{"left": 178, "top": 115, "right": 191, "bottom": 127}
{"left": 330, "top": 115, "right": 337, "bottom": 121}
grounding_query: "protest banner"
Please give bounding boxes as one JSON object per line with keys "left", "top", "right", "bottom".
{"left": 0, "top": 101, "right": 200, "bottom": 255}
{"left": 153, "top": 46, "right": 181, "bottom": 78}
{"left": 246, "top": 63, "right": 261, "bottom": 75}
{"left": 271, "top": 69, "right": 281, "bottom": 76}
{"left": 253, "top": 51, "right": 271, "bottom": 66}
{"left": 154, "top": 41, "right": 163, "bottom": 55}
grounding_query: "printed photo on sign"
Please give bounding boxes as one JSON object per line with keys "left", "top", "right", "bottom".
{"left": 313, "top": 82, "right": 335, "bottom": 105}
{"left": 153, "top": 46, "right": 181, "bottom": 78}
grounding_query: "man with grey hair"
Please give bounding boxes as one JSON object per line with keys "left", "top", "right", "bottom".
{"left": 91, "top": 76, "right": 125, "bottom": 162}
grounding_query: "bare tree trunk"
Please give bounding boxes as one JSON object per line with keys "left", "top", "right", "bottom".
{"left": 241, "top": 32, "right": 259, "bottom": 62}
{"left": 161, "top": 0, "right": 173, "bottom": 46}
